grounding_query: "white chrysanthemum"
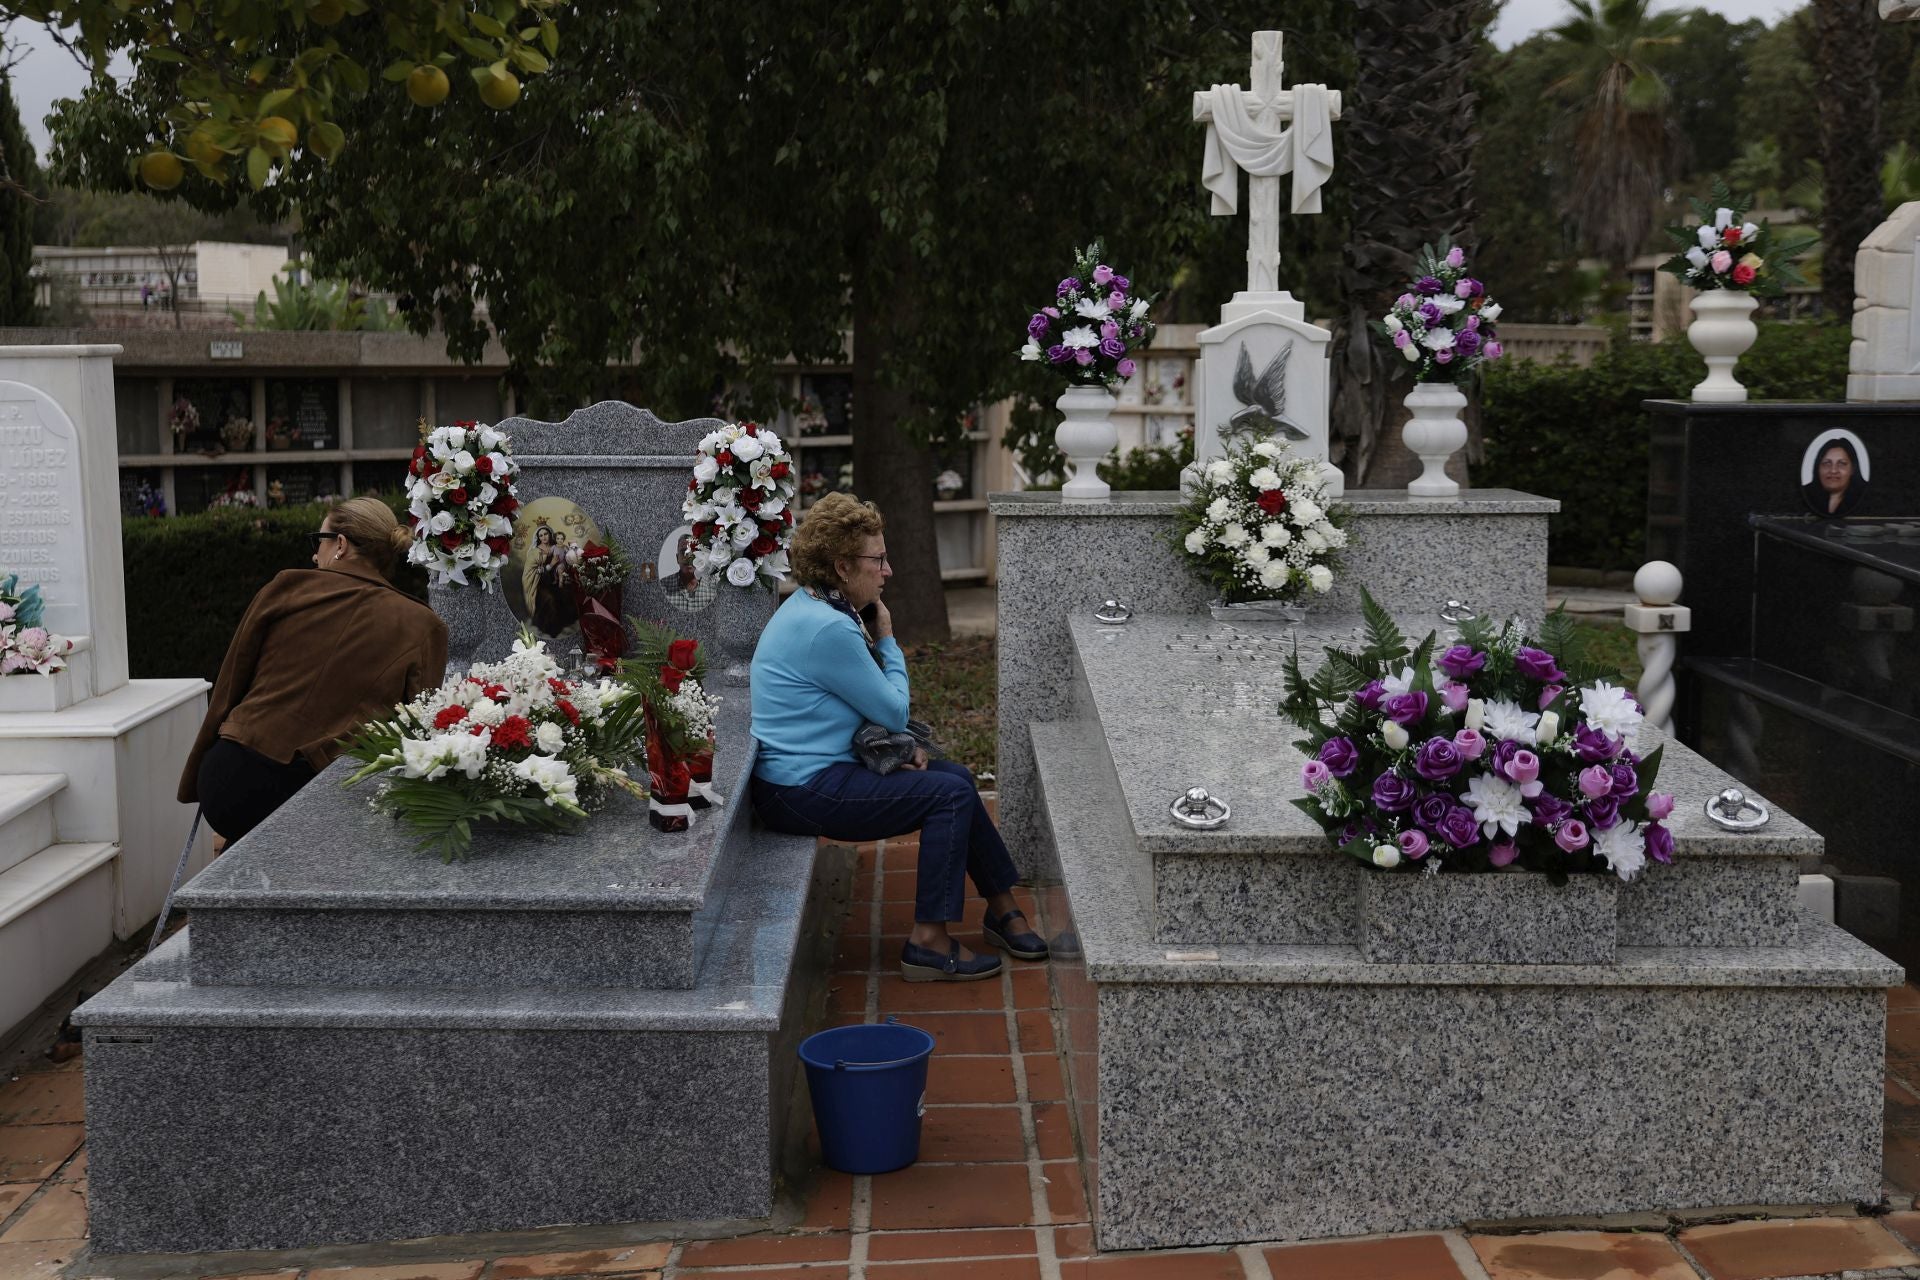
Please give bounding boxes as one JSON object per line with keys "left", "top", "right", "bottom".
{"left": 1249, "top": 466, "right": 1283, "bottom": 491}
{"left": 1062, "top": 325, "right": 1100, "bottom": 349}
{"left": 535, "top": 721, "right": 566, "bottom": 754}
{"left": 1183, "top": 528, "right": 1207, "bottom": 555}
{"left": 1593, "top": 820, "right": 1647, "bottom": 882}
{"left": 1218, "top": 523, "right": 1250, "bottom": 548}
{"left": 1381, "top": 665, "right": 1416, "bottom": 698}
{"left": 1243, "top": 542, "right": 1272, "bottom": 568}
{"left": 1464, "top": 772, "right": 1528, "bottom": 838}
{"left": 1259, "top": 561, "right": 1289, "bottom": 589}
{"left": 468, "top": 698, "right": 505, "bottom": 727}
{"left": 1308, "top": 564, "right": 1333, "bottom": 593}
{"left": 1419, "top": 328, "right": 1456, "bottom": 351}
{"left": 1251, "top": 440, "right": 1282, "bottom": 459}
{"left": 1205, "top": 496, "right": 1232, "bottom": 523}
{"left": 1579, "top": 682, "right": 1644, "bottom": 746}
{"left": 1482, "top": 699, "right": 1540, "bottom": 745}
{"left": 1261, "top": 523, "right": 1292, "bottom": 549}
{"left": 1206, "top": 459, "right": 1235, "bottom": 485}
{"left": 1290, "top": 497, "right": 1323, "bottom": 526}
{"left": 1302, "top": 529, "right": 1327, "bottom": 553}
{"left": 1073, "top": 298, "right": 1108, "bottom": 320}
{"left": 1019, "top": 339, "right": 1042, "bottom": 362}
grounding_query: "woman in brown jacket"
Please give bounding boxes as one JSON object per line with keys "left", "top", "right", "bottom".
{"left": 179, "top": 496, "right": 448, "bottom": 845}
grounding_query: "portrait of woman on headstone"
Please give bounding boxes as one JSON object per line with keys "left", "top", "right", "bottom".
{"left": 1801, "top": 432, "right": 1870, "bottom": 519}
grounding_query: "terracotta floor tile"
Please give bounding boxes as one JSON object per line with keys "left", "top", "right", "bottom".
{"left": 881, "top": 901, "right": 930, "bottom": 934}
{"left": 1472, "top": 1230, "right": 1693, "bottom": 1280}
{"left": 925, "top": 1057, "right": 1017, "bottom": 1104}
{"left": 865, "top": 1227, "right": 1038, "bottom": 1261}
{"left": 1042, "top": 1160, "right": 1088, "bottom": 1223}
{"left": 867, "top": 1162, "right": 1036, "bottom": 1230}
{"left": 0, "top": 1182, "right": 85, "bottom": 1243}
{"left": 1062, "top": 1250, "right": 1247, "bottom": 1279}
{"left": 833, "top": 932, "right": 875, "bottom": 973}
{"left": 0, "top": 1126, "right": 83, "bottom": 1183}
{"left": 0, "top": 1240, "right": 79, "bottom": 1279}
{"left": 868, "top": 1259, "right": 1042, "bottom": 1279}
{"left": 306, "top": 1264, "right": 486, "bottom": 1280}
{"left": 877, "top": 976, "right": 1009, "bottom": 1015}
{"left": 1679, "top": 1217, "right": 1918, "bottom": 1280}
{"left": 1010, "top": 968, "right": 1051, "bottom": 1010}
{"left": 1884, "top": 1208, "right": 1920, "bottom": 1247}
{"left": 677, "top": 1233, "right": 849, "bottom": 1267}
{"left": 919, "top": 1106, "right": 1028, "bottom": 1163}
{"left": 1889, "top": 1014, "right": 1920, "bottom": 1074}
{"left": 1891, "top": 983, "right": 1920, "bottom": 1012}
{"left": 1886, "top": 1129, "right": 1920, "bottom": 1195}
{"left": 1032, "top": 1101, "right": 1076, "bottom": 1160}
{"left": 0, "top": 1074, "right": 83, "bottom": 1127}
{"left": 486, "top": 1243, "right": 668, "bottom": 1276}
{"left": 49, "top": 1149, "right": 84, "bottom": 1184}
{"left": 1267, "top": 1234, "right": 1466, "bottom": 1279}
{"left": 1015, "top": 1009, "right": 1055, "bottom": 1054}
{"left": 1053, "top": 1224, "right": 1095, "bottom": 1259}
{"left": 683, "top": 1269, "right": 844, "bottom": 1280}
{"left": 204, "top": 1271, "right": 302, "bottom": 1279}
{"left": 826, "top": 977, "right": 870, "bottom": 1016}
{"left": 1023, "top": 1053, "right": 1066, "bottom": 1101}
{"left": 799, "top": 1170, "right": 854, "bottom": 1232}
{"left": 882, "top": 870, "right": 923, "bottom": 903}
{"left": 0, "top": 1182, "right": 33, "bottom": 1218}
{"left": 891, "top": 1012, "right": 1010, "bottom": 1056}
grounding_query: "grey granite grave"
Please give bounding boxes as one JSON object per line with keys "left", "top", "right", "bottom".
{"left": 75, "top": 406, "right": 829, "bottom": 1255}
{"left": 1023, "top": 607, "right": 1903, "bottom": 1251}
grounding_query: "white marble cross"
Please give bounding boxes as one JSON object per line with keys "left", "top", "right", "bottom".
{"left": 1192, "top": 32, "right": 1344, "bottom": 294}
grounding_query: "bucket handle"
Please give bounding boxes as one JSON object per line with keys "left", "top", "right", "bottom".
{"left": 832, "top": 1015, "right": 919, "bottom": 1072}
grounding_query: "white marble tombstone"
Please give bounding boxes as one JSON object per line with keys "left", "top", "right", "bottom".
{"left": 1847, "top": 202, "right": 1920, "bottom": 402}
{"left": 1184, "top": 32, "right": 1345, "bottom": 496}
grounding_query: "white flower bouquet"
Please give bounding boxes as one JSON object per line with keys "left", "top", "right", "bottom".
{"left": 342, "top": 632, "right": 648, "bottom": 860}
{"left": 1171, "top": 436, "right": 1348, "bottom": 604}
{"left": 404, "top": 420, "right": 523, "bottom": 590}
{"left": 682, "top": 421, "right": 797, "bottom": 590}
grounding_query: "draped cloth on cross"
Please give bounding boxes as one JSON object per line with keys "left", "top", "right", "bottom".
{"left": 1198, "top": 80, "right": 1337, "bottom": 218}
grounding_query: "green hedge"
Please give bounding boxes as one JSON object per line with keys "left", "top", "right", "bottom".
{"left": 1478, "top": 322, "right": 1853, "bottom": 570}
{"left": 123, "top": 501, "right": 425, "bottom": 682}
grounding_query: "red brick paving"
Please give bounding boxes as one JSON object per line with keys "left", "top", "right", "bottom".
{"left": 8, "top": 826, "right": 1920, "bottom": 1279}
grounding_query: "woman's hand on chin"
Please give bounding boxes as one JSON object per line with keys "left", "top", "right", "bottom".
{"left": 871, "top": 597, "right": 893, "bottom": 640}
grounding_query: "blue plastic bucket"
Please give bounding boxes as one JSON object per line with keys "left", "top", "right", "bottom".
{"left": 797, "top": 1017, "right": 935, "bottom": 1174}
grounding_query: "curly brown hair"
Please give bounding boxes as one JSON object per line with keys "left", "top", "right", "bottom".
{"left": 790, "top": 492, "right": 884, "bottom": 592}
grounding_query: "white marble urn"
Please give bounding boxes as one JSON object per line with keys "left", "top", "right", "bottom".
{"left": 1054, "top": 385, "right": 1118, "bottom": 502}
{"left": 1687, "top": 289, "right": 1760, "bottom": 402}
{"left": 1401, "top": 381, "right": 1469, "bottom": 498}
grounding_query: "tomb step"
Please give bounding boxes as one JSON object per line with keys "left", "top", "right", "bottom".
{"left": 0, "top": 840, "right": 116, "bottom": 1035}
{"left": 0, "top": 773, "right": 66, "bottom": 875}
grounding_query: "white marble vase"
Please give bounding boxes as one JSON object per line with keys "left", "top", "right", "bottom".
{"left": 1687, "top": 289, "right": 1759, "bottom": 402}
{"left": 1055, "top": 385, "right": 1118, "bottom": 502}
{"left": 1401, "top": 382, "right": 1469, "bottom": 498}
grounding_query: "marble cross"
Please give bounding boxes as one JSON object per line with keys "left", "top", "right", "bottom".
{"left": 1192, "top": 32, "right": 1344, "bottom": 294}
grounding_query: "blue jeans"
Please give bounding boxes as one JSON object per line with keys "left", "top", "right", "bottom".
{"left": 751, "top": 760, "right": 1021, "bottom": 923}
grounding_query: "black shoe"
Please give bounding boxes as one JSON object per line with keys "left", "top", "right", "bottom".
{"left": 900, "top": 938, "right": 1003, "bottom": 983}
{"left": 982, "top": 908, "right": 1049, "bottom": 962}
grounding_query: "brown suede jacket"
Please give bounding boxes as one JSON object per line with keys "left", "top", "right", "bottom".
{"left": 178, "top": 557, "right": 448, "bottom": 802}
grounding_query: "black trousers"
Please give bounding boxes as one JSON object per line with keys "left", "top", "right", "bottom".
{"left": 197, "top": 738, "right": 316, "bottom": 843}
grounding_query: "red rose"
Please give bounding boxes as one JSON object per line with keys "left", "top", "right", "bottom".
{"left": 740, "top": 489, "right": 762, "bottom": 510}
{"left": 750, "top": 535, "right": 777, "bottom": 557}
{"left": 1257, "top": 489, "right": 1287, "bottom": 515}
{"left": 761, "top": 520, "right": 782, "bottom": 536}
{"left": 492, "top": 715, "right": 534, "bottom": 750}
{"left": 1723, "top": 226, "right": 1743, "bottom": 245}
{"left": 407, "top": 514, "right": 420, "bottom": 529}
{"left": 717, "top": 450, "right": 735, "bottom": 466}
{"left": 688, "top": 478, "right": 698, "bottom": 491}
{"left": 769, "top": 461, "right": 790, "bottom": 480}
{"left": 743, "top": 422, "right": 758, "bottom": 435}
{"left": 556, "top": 699, "right": 580, "bottom": 725}
{"left": 782, "top": 509, "right": 794, "bottom": 526}
{"left": 491, "top": 495, "right": 518, "bottom": 515}
{"left": 447, "top": 487, "right": 469, "bottom": 505}
{"left": 483, "top": 683, "right": 509, "bottom": 700}
{"left": 475, "top": 456, "right": 494, "bottom": 474}
{"left": 584, "top": 541, "right": 609, "bottom": 559}
{"left": 692, "top": 522, "right": 711, "bottom": 540}
{"left": 659, "top": 666, "right": 685, "bottom": 693}
{"left": 667, "top": 639, "right": 699, "bottom": 670}
{"left": 433, "top": 705, "right": 469, "bottom": 729}
{"left": 486, "top": 535, "right": 512, "bottom": 554}
{"left": 439, "top": 531, "right": 463, "bottom": 550}
{"left": 1731, "top": 263, "right": 1756, "bottom": 286}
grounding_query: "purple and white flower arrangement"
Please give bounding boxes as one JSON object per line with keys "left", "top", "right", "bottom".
{"left": 1283, "top": 590, "right": 1675, "bottom": 883}
{"left": 1370, "top": 240, "right": 1504, "bottom": 383}
{"left": 1658, "top": 180, "right": 1815, "bottom": 296}
{"left": 1018, "top": 239, "right": 1156, "bottom": 391}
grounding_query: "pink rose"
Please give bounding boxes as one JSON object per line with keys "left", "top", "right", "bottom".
{"left": 1441, "top": 682, "right": 1469, "bottom": 714}
{"left": 1507, "top": 750, "right": 1540, "bottom": 786}
{"left": 1538, "top": 684, "right": 1563, "bottom": 711}
{"left": 1451, "top": 728, "right": 1486, "bottom": 760}
{"left": 1554, "top": 820, "right": 1590, "bottom": 853}
{"left": 1710, "top": 249, "right": 1733, "bottom": 274}
{"left": 1398, "top": 829, "right": 1430, "bottom": 860}
{"left": 1301, "top": 759, "right": 1332, "bottom": 791}
{"left": 1646, "top": 791, "right": 1675, "bottom": 821}
{"left": 1488, "top": 841, "right": 1519, "bottom": 867}
{"left": 1116, "top": 358, "right": 1136, "bottom": 378}
{"left": 1578, "top": 765, "right": 1614, "bottom": 799}
{"left": 1484, "top": 341, "right": 1503, "bottom": 359}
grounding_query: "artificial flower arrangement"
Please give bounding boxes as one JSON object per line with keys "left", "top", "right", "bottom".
{"left": 207, "top": 487, "right": 262, "bottom": 509}
{"left": 0, "top": 575, "right": 73, "bottom": 675}
{"left": 682, "top": 421, "right": 797, "bottom": 590}
{"left": 1018, "top": 239, "right": 1156, "bottom": 389}
{"left": 1282, "top": 591, "right": 1674, "bottom": 883}
{"left": 1659, "top": 180, "right": 1816, "bottom": 295}
{"left": 1172, "top": 435, "right": 1348, "bottom": 605}
{"left": 1372, "top": 240, "right": 1504, "bottom": 381}
{"left": 167, "top": 395, "right": 200, "bottom": 448}
{"left": 404, "top": 419, "right": 523, "bottom": 590}
{"left": 219, "top": 413, "right": 255, "bottom": 452}
{"left": 620, "top": 619, "right": 723, "bottom": 831}
{"left": 342, "top": 628, "right": 647, "bottom": 860}
{"left": 564, "top": 535, "right": 634, "bottom": 673}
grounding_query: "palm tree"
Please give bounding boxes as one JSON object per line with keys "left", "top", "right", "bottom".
{"left": 1814, "top": 0, "right": 1881, "bottom": 322}
{"left": 1545, "top": 0, "right": 1684, "bottom": 269}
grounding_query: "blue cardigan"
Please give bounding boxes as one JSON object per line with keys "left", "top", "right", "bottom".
{"left": 749, "top": 590, "right": 910, "bottom": 786}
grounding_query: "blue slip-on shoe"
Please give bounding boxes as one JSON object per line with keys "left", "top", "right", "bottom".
{"left": 900, "top": 938, "right": 1003, "bottom": 983}
{"left": 982, "top": 908, "right": 1049, "bottom": 962}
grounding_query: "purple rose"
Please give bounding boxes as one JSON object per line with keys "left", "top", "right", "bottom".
{"left": 1396, "top": 292, "right": 1417, "bottom": 309}
{"left": 1057, "top": 276, "right": 1081, "bottom": 295}
{"left": 1514, "top": 647, "right": 1566, "bottom": 682}
{"left": 1571, "top": 722, "right": 1617, "bottom": 762}
{"left": 1414, "top": 793, "right": 1454, "bottom": 833}
{"left": 1454, "top": 279, "right": 1474, "bottom": 299}
{"left": 1645, "top": 821, "right": 1674, "bottom": 864}
{"left": 1092, "top": 264, "right": 1114, "bottom": 286}
{"left": 1445, "top": 246, "right": 1466, "bottom": 268}
{"left": 1418, "top": 302, "right": 1441, "bottom": 323}
{"left": 1456, "top": 329, "right": 1481, "bottom": 354}
{"left": 1538, "top": 683, "right": 1564, "bottom": 711}
{"left": 1465, "top": 314, "right": 1482, "bottom": 331}
{"left": 1489, "top": 738, "right": 1523, "bottom": 780}
{"left": 1507, "top": 750, "right": 1540, "bottom": 786}
{"left": 1108, "top": 290, "right": 1127, "bottom": 310}
{"left": 1441, "top": 681, "right": 1469, "bottom": 714}
{"left": 1354, "top": 681, "right": 1387, "bottom": 711}
{"left": 1027, "top": 313, "right": 1051, "bottom": 340}
{"left": 1435, "top": 349, "right": 1455, "bottom": 364}
{"left": 1383, "top": 691, "right": 1429, "bottom": 725}
{"left": 1113, "top": 274, "right": 1130, "bottom": 291}
{"left": 1301, "top": 759, "right": 1332, "bottom": 791}
{"left": 1530, "top": 793, "right": 1573, "bottom": 827}
{"left": 1608, "top": 761, "right": 1640, "bottom": 799}
{"left": 1646, "top": 791, "right": 1674, "bottom": 821}
{"left": 1116, "top": 358, "right": 1137, "bottom": 379}
{"left": 1074, "top": 349, "right": 1094, "bottom": 366}
{"left": 1577, "top": 765, "right": 1613, "bottom": 799}
{"left": 1437, "top": 805, "right": 1482, "bottom": 850}
{"left": 1485, "top": 341, "right": 1504, "bottom": 359}
{"left": 1099, "top": 336, "right": 1126, "bottom": 359}
{"left": 1043, "top": 305, "right": 1061, "bottom": 319}
{"left": 1554, "top": 819, "right": 1590, "bottom": 853}
{"left": 1584, "top": 795, "right": 1621, "bottom": 829}
{"left": 1372, "top": 772, "right": 1417, "bottom": 813}
{"left": 1451, "top": 728, "right": 1486, "bottom": 760}
{"left": 1488, "top": 841, "right": 1519, "bottom": 867}
{"left": 1046, "top": 344, "right": 1072, "bottom": 365}
{"left": 1471, "top": 278, "right": 1486, "bottom": 297}
{"left": 1415, "top": 275, "right": 1443, "bottom": 295}
{"left": 1439, "top": 645, "right": 1485, "bottom": 679}
{"left": 1413, "top": 737, "right": 1463, "bottom": 782}
{"left": 1398, "top": 829, "right": 1430, "bottom": 860}
{"left": 1100, "top": 320, "right": 1120, "bottom": 340}
{"left": 1318, "top": 737, "right": 1360, "bottom": 778}
{"left": 1393, "top": 330, "right": 1412, "bottom": 349}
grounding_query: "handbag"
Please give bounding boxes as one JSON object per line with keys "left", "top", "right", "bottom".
{"left": 853, "top": 718, "right": 939, "bottom": 775}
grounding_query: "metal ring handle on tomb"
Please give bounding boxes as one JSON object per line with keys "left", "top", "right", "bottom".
{"left": 1093, "top": 599, "right": 1134, "bottom": 625}
{"left": 1169, "top": 786, "right": 1231, "bottom": 830}
{"left": 1439, "top": 599, "right": 1478, "bottom": 624}
{"left": 1704, "top": 787, "right": 1769, "bottom": 831}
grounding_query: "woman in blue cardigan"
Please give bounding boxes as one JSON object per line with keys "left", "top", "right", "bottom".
{"left": 749, "top": 493, "right": 1044, "bottom": 982}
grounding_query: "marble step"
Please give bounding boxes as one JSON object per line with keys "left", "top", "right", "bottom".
{"left": 0, "top": 840, "right": 116, "bottom": 1036}
{"left": 0, "top": 773, "right": 66, "bottom": 875}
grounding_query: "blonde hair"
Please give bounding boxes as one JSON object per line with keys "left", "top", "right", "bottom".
{"left": 790, "top": 492, "right": 884, "bottom": 592}
{"left": 326, "top": 496, "right": 411, "bottom": 570}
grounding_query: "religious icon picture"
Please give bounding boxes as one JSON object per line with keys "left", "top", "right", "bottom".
{"left": 658, "top": 523, "right": 719, "bottom": 614}
{"left": 503, "top": 496, "right": 606, "bottom": 637}
{"left": 1801, "top": 430, "right": 1871, "bottom": 519}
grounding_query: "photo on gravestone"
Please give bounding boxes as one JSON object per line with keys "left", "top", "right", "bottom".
{"left": 657, "top": 524, "right": 718, "bottom": 614}
{"left": 503, "top": 496, "right": 604, "bottom": 638}
{"left": 1802, "top": 430, "right": 1872, "bottom": 519}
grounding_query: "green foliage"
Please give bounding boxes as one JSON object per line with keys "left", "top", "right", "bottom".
{"left": 1656, "top": 179, "right": 1818, "bottom": 296}
{"left": 122, "top": 500, "right": 423, "bottom": 682}
{"left": 0, "top": 76, "right": 38, "bottom": 325}
{"left": 1478, "top": 322, "right": 1851, "bottom": 569}
{"left": 231, "top": 259, "right": 395, "bottom": 330}
{"left": 906, "top": 635, "right": 994, "bottom": 786}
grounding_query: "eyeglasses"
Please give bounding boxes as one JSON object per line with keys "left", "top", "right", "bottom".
{"left": 307, "top": 531, "right": 345, "bottom": 551}
{"left": 850, "top": 553, "right": 890, "bottom": 566}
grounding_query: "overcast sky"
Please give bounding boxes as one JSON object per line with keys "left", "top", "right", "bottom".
{"left": 5, "top": 2, "right": 1814, "bottom": 156}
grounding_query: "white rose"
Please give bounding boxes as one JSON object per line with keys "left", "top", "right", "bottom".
{"left": 1206, "top": 459, "right": 1235, "bottom": 485}
{"left": 477, "top": 426, "right": 504, "bottom": 451}
{"left": 1020, "top": 339, "right": 1042, "bottom": 362}
{"left": 1249, "top": 466, "right": 1283, "bottom": 491}
{"left": 1381, "top": 720, "right": 1410, "bottom": 750}
{"left": 726, "top": 557, "right": 758, "bottom": 587}
{"left": 733, "top": 435, "right": 765, "bottom": 463}
{"left": 731, "top": 522, "right": 756, "bottom": 548}
{"left": 535, "top": 721, "right": 566, "bottom": 754}
{"left": 1465, "top": 698, "right": 1485, "bottom": 731}
{"left": 1128, "top": 298, "right": 1150, "bottom": 320}
{"left": 1261, "top": 523, "right": 1291, "bottom": 549}
{"left": 694, "top": 457, "right": 719, "bottom": 484}
{"left": 1251, "top": 440, "right": 1282, "bottom": 459}
{"left": 1372, "top": 844, "right": 1401, "bottom": 868}
{"left": 452, "top": 450, "right": 476, "bottom": 474}
{"left": 1383, "top": 314, "right": 1404, "bottom": 333}
{"left": 1480, "top": 302, "right": 1502, "bottom": 322}
{"left": 1537, "top": 711, "right": 1561, "bottom": 746}
{"left": 1219, "top": 523, "right": 1250, "bottom": 548}
{"left": 426, "top": 510, "right": 455, "bottom": 534}
{"left": 1183, "top": 529, "right": 1207, "bottom": 554}
{"left": 1259, "top": 560, "right": 1289, "bottom": 590}
{"left": 1205, "top": 496, "right": 1232, "bottom": 523}
{"left": 1403, "top": 344, "right": 1421, "bottom": 363}
{"left": 1308, "top": 565, "right": 1333, "bottom": 593}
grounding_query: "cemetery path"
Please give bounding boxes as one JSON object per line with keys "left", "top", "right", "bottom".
{"left": 3, "top": 816, "right": 1920, "bottom": 1280}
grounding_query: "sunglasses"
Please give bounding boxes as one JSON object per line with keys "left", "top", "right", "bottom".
{"left": 307, "top": 531, "right": 345, "bottom": 551}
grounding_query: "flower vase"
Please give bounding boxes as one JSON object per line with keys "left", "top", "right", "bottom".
{"left": 1055, "top": 385, "right": 1119, "bottom": 502}
{"left": 688, "top": 731, "right": 720, "bottom": 810}
{"left": 644, "top": 701, "right": 694, "bottom": 832}
{"left": 429, "top": 581, "right": 488, "bottom": 676}
{"left": 1687, "top": 289, "right": 1759, "bottom": 402}
{"left": 571, "top": 583, "right": 627, "bottom": 674}
{"left": 1402, "top": 382, "right": 1469, "bottom": 498}
{"left": 713, "top": 584, "right": 777, "bottom": 686}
